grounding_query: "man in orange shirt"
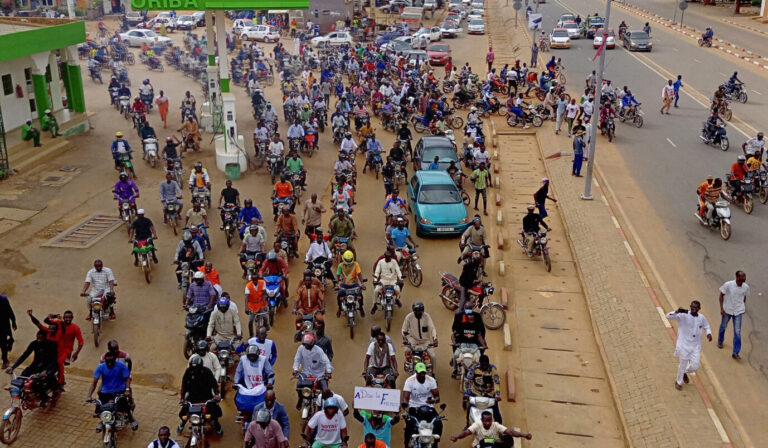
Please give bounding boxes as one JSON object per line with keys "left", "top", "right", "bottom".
{"left": 272, "top": 174, "right": 294, "bottom": 220}
{"left": 295, "top": 273, "right": 325, "bottom": 328}
{"left": 245, "top": 277, "right": 267, "bottom": 336}
{"left": 198, "top": 261, "right": 222, "bottom": 296}
{"left": 697, "top": 175, "right": 714, "bottom": 217}
{"left": 358, "top": 433, "right": 386, "bottom": 448}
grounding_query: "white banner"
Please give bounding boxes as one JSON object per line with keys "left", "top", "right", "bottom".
{"left": 353, "top": 387, "right": 402, "bottom": 413}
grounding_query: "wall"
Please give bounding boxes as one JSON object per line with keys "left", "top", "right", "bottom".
{"left": 300, "top": 0, "right": 354, "bottom": 33}
{"left": 0, "top": 56, "right": 36, "bottom": 132}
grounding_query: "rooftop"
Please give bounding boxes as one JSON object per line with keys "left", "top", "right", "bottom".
{"left": 0, "top": 17, "right": 85, "bottom": 62}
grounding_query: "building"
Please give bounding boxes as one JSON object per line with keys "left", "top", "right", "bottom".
{"left": 291, "top": 0, "right": 355, "bottom": 34}
{"left": 0, "top": 17, "right": 88, "bottom": 175}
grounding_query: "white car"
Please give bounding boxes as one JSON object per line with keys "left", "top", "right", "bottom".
{"left": 384, "top": 35, "right": 416, "bottom": 51}
{"left": 556, "top": 13, "right": 575, "bottom": 27}
{"left": 440, "top": 22, "right": 463, "bottom": 38}
{"left": 175, "top": 15, "right": 196, "bottom": 30}
{"left": 593, "top": 28, "right": 616, "bottom": 48}
{"left": 192, "top": 11, "right": 206, "bottom": 26}
{"left": 467, "top": 9, "right": 484, "bottom": 21}
{"left": 470, "top": 0, "right": 484, "bottom": 7}
{"left": 563, "top": 20, "right": 580, "bottom": 39}
{"left": 232, "top": 19, "right": 254, "bottom": 34}
{"left": 413, "top": 26, "right": 442, "bottom": 43}
{"left": 119, "top": 29, "right": 172, "bottom": 47}
{"left": 467, "top": 19, "right": 485, "bottom": 34}
{"left": 241, "top": 25, "right": 281, "bottom": 42}
{"left": 310, "top": 31, "right": 354, "bottom": 47}
{"left": 152, "top": 17, "right": 175, "bottom": 32}
{"left": 549, "top": 28, "right": 571, "bottom": 49}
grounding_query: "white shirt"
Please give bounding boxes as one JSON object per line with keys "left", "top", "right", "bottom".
{"left": 666, "top": 311, "right": 711, "bottom": 359}
{"left": 308, "top": 410, "right": 346, "bottom": 445}
{"left": 314, "top": 392, "right": 348, "bottom": 412}
{"left": 190, "top": 351, "right": 223, "bottom": 379}
{"left": 340, "top": 138, "right": 358, "bottom": 153}
{"left": 374, "top": 258, "right": 402, "bottom": 284}
{"left": 253, "top": 126, "right": 269, "bottom": 141}
{"left": 468, "top": 421, "right": 508, "bottom": 444}
{"left": 147, "top": 440, "right": 181, "bottom": 448}
{"left": 719, "top": 280, "right": 748, "bottom": 315}
{"left": 403, "top": 374, "right": 438, "bottom": 408}
{"left": 85, "top": 267, "right": 116, "bottom": 294}
{"left": 366, "top": 341, "right": 396, "bottom": 368}
{"left": 473, "top": 149, "right": 490, "bottom": 165}
{"left": 744, "top": 137, "right": 765, "bottom": 156}
{"left": 566, "top": 103, "right": 580, "bottom": 119}
{"left": 582, "top": 101, "right": 594, "bottom": 116}
{"left": 305, "top": 241, "right": 332, "bottom": 262}
{"left": 662, "top": 84, "right": 675, "bottom": 99}
{"left": 268, "top": 141, "right": 284, "bottom": 157}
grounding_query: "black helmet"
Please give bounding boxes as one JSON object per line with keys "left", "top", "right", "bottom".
{"left": 412, "top": 301, "right": 425, "bottom": 312}
{"left": 196, "top": 340, "right": 208, "bottom": 351}
{"left": 189, "top": 355, "right": 203, "bottom": 367}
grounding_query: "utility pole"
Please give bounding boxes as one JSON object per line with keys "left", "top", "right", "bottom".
{"left": 582, "top": 0, "right": 612, "bottom": 200}
{"left": 673, "top": 0, "right": 679, "bottom": 24}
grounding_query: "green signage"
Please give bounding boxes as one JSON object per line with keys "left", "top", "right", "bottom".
{"left": 131, "top": 0, "right": 308, "bottom": 10}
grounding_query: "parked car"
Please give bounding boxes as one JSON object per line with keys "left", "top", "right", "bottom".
{"left": 407, "top": 49, "right": 429, "bottom": 66}
{"left": 192, "top": 11, "right": 205, "bottom": 26}
{"left": 413, "top": 136, "right": 459, "bottom": 171}
{"left": 593, "top": 28, "right": 616, "bottom": 48}
{"left": 125, "top": 11, "right": 145, "bottom": 26}
{"left": 424, "top": 0, "right": 437, "bottom": 12}
{"left": 413, "top": 26, "right": 442, "bottom": 44}
{"left": 380, "top": 0, "right": 410, "bottom": 13}
{"left": 408, "top": 171, "right": 470, "bottom": 237}
{"left": 175, "top": 15, "right": 196, "bottom": 30}
{"left": 549, "top": 28, "right": 571, "bottom": 49}
{"left": 556, "top": 13, "right": 575, "bottom": 27}
{"left": 563, "top": 20, "right": 580, "bottom": 39}
{"left": 385, "top": 35, "right": 416, "bottom": 51}
{"left": 242, "top": 25, "right": 281, "bottom": 42}
{"left": 232, "top": 18, "right": 254, "bottom": 34}
{"left": 440, "top": 21, "right": 463, "bottom": 38}
{"left": 622, "top": 29, "right": 652, "bottom": 52}
{"left": 376, "top": 30, "right": 405, "bottom": 46}
{"left": 467, "top": 19, "right": 485, "bottom": 34}
{"left": 311, "top": 31, "right": 354, "bottom": 47}
{"left": 119, "top": 29, "right": 172, "bottom": 47}
{"left": 426, "top": 41, "right": 452, "bottom": 65}
{"left": 152, "top": 17, "right": 175, "bottom": 33}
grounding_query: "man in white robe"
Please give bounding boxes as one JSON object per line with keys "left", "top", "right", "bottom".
{"left": 667, "top": 300, "right": 712, "bottom": 390}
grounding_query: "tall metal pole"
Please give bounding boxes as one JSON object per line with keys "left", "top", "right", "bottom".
{"left": 680, "top": 7, "right": 686, "bottom": 27}
{"left": 673, "top": 0, "right": 679, "bottom": 24}
{"left": 582, "top": 0, "right": 612, "bottom": 200}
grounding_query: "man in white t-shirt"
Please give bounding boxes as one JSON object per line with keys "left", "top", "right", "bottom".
{"left": 305, "top": 397, "right": 348, "bottom": 447}
{"left": 364, "top": 332, "right": 398, "bottom": 388}
{"left": 403, "top": 363, "right": 441, "bottom": 444}
{"left": 450, "top": 411, "right": 532, "bottom": 447}
{"left": 742, "top": 132, "right": 765, "bottom": 158}
{"left": 718, "top": 270, "right": 749, "bottom": 360}
{"left": 316, "top": 389, "right": 350, "bottom": 416}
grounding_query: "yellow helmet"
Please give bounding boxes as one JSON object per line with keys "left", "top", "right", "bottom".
{"left": 115, "top": 131, "right": 123, "bottom": 138}
{"left": 342, "top": 250, "right": 355, "bottom": 262}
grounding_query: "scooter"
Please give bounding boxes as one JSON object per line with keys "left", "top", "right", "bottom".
{"left": 695, "top": 199, "right": 732, "bottom": 240}
{"left": 264, "top": 274, "right": 284, "bottom": 326}
{"left": 143, "top": 138, "right": 158, "bottom": 167}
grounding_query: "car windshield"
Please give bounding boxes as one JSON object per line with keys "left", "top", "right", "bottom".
{"left": 564, "top": 22, "right": 578, "bottom": 29}
{"left": 179, "top": 16, "right": 193, "bottom": 20}
{"left": 470, "top": 20, "right": 484, "bottom": 25}
{"left": 552, "top": 30, "right": 568, "bottom": 37}
{"left": 145, "top": 30, "right": 157, "bottom": 37}
{"left": 418, "top": 184, "right": 462, "bottom": 204}
{"left": 630, "top": 31, "right": 650, "bottom": 39}
{"left": 429, "top": 44, "right": 449, "bottom": 52}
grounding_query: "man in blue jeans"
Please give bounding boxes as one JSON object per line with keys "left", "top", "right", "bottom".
{"left": 717, "top": 270, "right": 748, "bottom": 360}
{"left": 673, "top": 75, "right": 683, "bottom": 108}
{"left": 87, "top": 351, "right": 138, "bottom": 430}
{"left": 533, "top": 178, "right": 557, "bottom": 219}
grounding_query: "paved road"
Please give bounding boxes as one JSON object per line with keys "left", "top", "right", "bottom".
{"left": 528, "top": 0, "right": 768, "bottom": 441}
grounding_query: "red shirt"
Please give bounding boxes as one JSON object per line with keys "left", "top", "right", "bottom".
{"left": 56, "top": 322, "right": 84, "bottom": 353}
{"left": 730, "top": 162, "right": 748, "bottom": 180}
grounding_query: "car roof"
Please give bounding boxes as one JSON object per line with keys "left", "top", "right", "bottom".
{"left": 419, "top": 135, "right": 454, "bottom": 148}
{"left": 563, "top": 20, "right": 577, "bottom": 25}
{"left": 414, "top": 170, "right": 455, "bottom": 184}
{"left": 552, "top": 27, "right": 567, "bottom": 32}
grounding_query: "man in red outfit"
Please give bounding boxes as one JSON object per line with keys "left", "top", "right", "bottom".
{"left": 28, "top": 310, "right": 83, "bottom": 384}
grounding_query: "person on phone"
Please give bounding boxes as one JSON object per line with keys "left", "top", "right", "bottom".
{"left": 666, "top": 301, "right": 712, "bottom": 390}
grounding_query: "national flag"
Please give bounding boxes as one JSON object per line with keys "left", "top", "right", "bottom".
{"left": 592, "top": 32, "right": 608, "bottom": 61}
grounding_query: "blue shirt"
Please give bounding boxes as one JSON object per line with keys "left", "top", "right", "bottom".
{"left": 621, "top": 95, "right": 639, "bottom": 107}
{"left": 193, "top": 234, "right": 206, "bottom": 252}
{"left": 238, "top": 206, "right": 263, "bottom": 224}
{"left": 186, "top": 280, "right": 216, "bottom": 307}
{"left": 389, "top": 226, "right": 410, "bottom": 248}
{"left": 360, "top": 410, "right": 394, "bottom": 447}
{"left": 428, "top": 162, "right": 440, "bottom": 170}
{"left": 673, "top": 79, "right": 682, "bottom": 92}
{"left": 573, "top": 136, "right": 585, "bottom": 156}
{"left": 93, "top": 361, "right": 130, "bottom": 394}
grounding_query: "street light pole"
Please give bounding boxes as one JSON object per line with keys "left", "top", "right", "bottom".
{"left": 673, "top": 0, "right": 679, "bottom": 24}
{"left": 582, "top": 0, "right": 612, "bottom": 200}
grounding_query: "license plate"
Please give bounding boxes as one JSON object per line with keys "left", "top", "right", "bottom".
{"left": 436, "top": 227, "right": 453, "bottom": 232}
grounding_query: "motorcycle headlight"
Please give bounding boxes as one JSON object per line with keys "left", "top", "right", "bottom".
{"left": 92, "top": 303, "right": 102, "bottom": 310}
{"left": 314, "top": 269, "right": 322, "bottom": 276}
{"left": 100, "top": 411, "right": 114, "bottom": 422}
{"left": 189, "top": 414, "right": 201, "bottom": 425}
{"left": 539, "top": 237, "right": 547, "bottom": 244}
{"left": 301, "top": 387, "right": 313, "bottom": 398}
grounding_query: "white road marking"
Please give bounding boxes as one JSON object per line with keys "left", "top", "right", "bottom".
{"left": 708, "top": 408, "right": 732, "bottom": 443}
{"left": 719, "top": 72, "right": 727, "bottom": 77}
{"left": 752, "top": 89, "right": 762, "bottom": 95}
{"left": 693, "top": 58, "right": 702, "bottom": 63}
{"left": 672, "top": 48, "right": 679, "bottom": 52}
{"left": 610, "top": 216, "right": 620, "bottom": 228}
{"left": 666, "top": 138, "right": 677, "bottom": 148}
{"left": 656, "top": 307, "right": 672, "bottom": 328}
{"left": 623, "top": 241, "right": 635, "bottom": 257}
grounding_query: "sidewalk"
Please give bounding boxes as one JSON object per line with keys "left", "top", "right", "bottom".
{"left": 486, "top": 0, "right": 742, "bottom": 446}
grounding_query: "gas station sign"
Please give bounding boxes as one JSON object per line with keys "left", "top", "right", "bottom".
{"left": 131, "top": 0, "right": 308, "bottom": 10}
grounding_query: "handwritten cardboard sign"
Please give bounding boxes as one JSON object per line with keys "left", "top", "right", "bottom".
{"left": 353, "top": 387, "right": 402, "bottom": 412}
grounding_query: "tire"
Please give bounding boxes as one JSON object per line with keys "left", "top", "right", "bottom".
{"left": 440, "top": 285, "right": 460, "bottom": 311}
{"left": 722, "top": 108, "right": 732, "bottom": 121}
{"left": 408, "top": 263, "right": 423, "bottom": 287}
{"left": 226, "top": 229, "right": 233, "bottom": 247}
{"left": 149, "top": 154, "right": 156, "bottom": 168}
{"left": 536, "top": 90, "right": 545, "bottom": 101}
{"left": 126, "top": 53, "right": 135, "bottom": 65}
{"left": 452, "top": 97, "right": 464, "bottom": 109}
{"left": 413, "top": 121, "right": 428, "bottom": 134}
{"left": 499, "top": 84, "right": 508, "bottom": 95}
{"left": 498, "top": 106, "right": 507, "bottom": 116}
{"left": 506, "top": 116, "right": 518, "bottom": 127}
{"left": 738, "top": 92, "right": 748, "bottom": 104}
{"left": 171, "top": 216, "right": 178, "bottom": 235}
{"left": 720, "top": 222, "right": 731, "bottom": 240}
{"left": 744, "top": 196, "right": 754, "bottom": 214}
{"left": 633, "top": 116, "right": 643, "bottom": 128}
{"left": 0, "top": 407, "right": 22, "bottom": 445}
{"left": 532, "top": 116, "right": 543, "bottom": 127}
{"left": 93, "top": 321, "right": 101, "bottom": 347}
{"left": 720, "top": 137, "right": 729, "bottom": 151}
{"left": 544, "top": 252, "right": 552, "bottom": 272}
{"left": 385, "top": 312, "right": 392, "bottom": 332}
{"left": 451, "top": 116, "right": 464, "bottom": 129}
{"left": 349, "top": 318, "right": 355, "bottom": 339}
{"left": 698, "top": 38, "right": 703, "bottom": 47}
{"left": 607, "top": 128, "right": 613, "bottom": 142}
{"left": 557, "top": 73, "right": 566, "bottom": 84}
{"left": 759, "top": 187, "right": 768, "bottom": 204}
{"left": 219, "top": 376, "right": 228, "bottom": 400}
{"left": 480, "top": 303, "right": 506, "bottom": 330}
{"left": 183, "top": 338, "right": 194, "bottom": 359}
{"left": 143, "top": 259, "right": 151, "bottom": 284}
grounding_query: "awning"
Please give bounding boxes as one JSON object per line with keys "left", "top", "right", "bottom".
{"left": 268, "top": 10, "right": 289, "bottom": 13}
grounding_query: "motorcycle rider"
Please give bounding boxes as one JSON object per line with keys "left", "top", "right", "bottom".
{"left": 285, "top": 151, "right": 306, "bottom": 190}
{"left": 305, "top": 230, "right": 335, "bottom": 284}
{"left": 173, "top": 231, "right": 204, "bottom": 288}
{"left": 364, "top": 330, "right": 398, "bottom": 388}
{"left": 332, "top": 110, "right": 350, "bottom": 138}
{"left": 383, "top": 189, "right": 407, "bottom": 228}
{"left": 522, "top": 204, "right": 550, "bottom": 256}
{"left": 81, "top": 259, "right": 117, "bottom": 320}
{"left": 139, "top": 122, "right": 157, "bottom": 157}
{"left": 272, "top": 174, "right": 295, "bottom": 219}
{"left": 619, "top": 90, "right": 640, "bottom": 118}
{"left": 186, "top": 271, "right": 217, "bottom": 310}
{"left": 294, "top": 272, "right": 326, "bottom": 337}
{"left": 245, "top": 275, "right": 268, "bottom": 336}
{"left": 703, "top": 110, "right": 725, "bottom": 142}
{"left": 240, "top": 223, "right": 266, "bottom": 273}
{"left": 5, "top": 329, "right": 58, "bottom": 406}
{"left": 159, "top": 173, "right": 184, "bottom": 224}
{"left": 293, "top": 333, "right": 333, "bottom": 402}
{"left": 248, "top": 326, "right": 278, "bottom": 366}
{"left": 245, "top": 408, "right": 289, "bottom": 448}
{"left": 178, "top": 116, "right": 200, "bottom": 151}
{"left": 304, "top": 397, "right": 349, "bottom": 448}
{"left": 131, "top": 96, "right": 147, "bottom": 123}
{"left": 725, "top": 71, "right": 742, "bottom": 94}
{"left": 111, "top": 131, "right": 132, "bottom": 171}
{"left": 336, "top": 250, "right": 366, "bottom": 318}
{"left": 181, "top": 91, "right": 197, "bottom": 123}
{"left": 460, "top": 216, "right": 489, "bottom": 269}
{"left": 463, "top": 354, "right": 502, "bottom": 423}
{"left": 139, "top": 79, "right": 154, "bottom": 110}
{"left": 452, "top": 301, "right": 488, "bottom": 379}
{"left": 87, "top": 350, "right": 138, "bottom": 431}
{"left": 207, "top": 296, "right": 242, "bottom": 344}
{"left": 742, "top": 132, "right": 765, "bottom": 159}
{"left": 372, "top": 248, "right": 403, "bottom": 315}
{"left": 353, "top": 411, "right": 399, "bottom": 448}
{"left": 287, "top": 119, "right": 306, "bottom": 151}
{"left": 363, "top": 133, "right": 385, "bottom": 174}
{"left": 262, "top": 102, "right": 279, "bottom": 126}
{"left": 237, "top": 199, "right": 264, "bottom": 239}
{"left": 329, "top": 207, "right": 357, "bottom": 255}
{"left": 599, "top": 100, "right": 617, "bottom": 135}
{"left": 177, "top": 354, "right": 222, "bottom": 436}
{"left": 259, "top": 250, "right": 290, "bottom": 305}
{"left": 129, "top": 209, "right": 159, "bottom": 265}
{"left": 728, "top": 155, "right": 749, "bottom": 198}
{"left": 234, "top": 345, "right": 275, "bottom": 417}
{"left": 402, "top": 301, "right": 438, "bottom": 366}
{"left": 188, "top": 162, "right": 210, "bottom": 198}
{"left": 397, "top": 122, "right": 413, "bottom": 158}
{"left": 252, "top": 389, "right": 290, "bottom": 439}
{"left": 147, "top": 426, "right": 181, "bottom": 448}
{"left": 387, "top": 217, "right": 416, "bottom": 263}
{"left": 451, "top": 411, "right": 532, "bottom": 447}
{"left": 340, "top": 131, "right": 358, "bottom": 156}
{"left": 114, "top": 172, "right": 139, "bottom": 213}
{"left": 403, "top": 362, "right": 442, "bottom": 446}
{"left": 701, "top": 178, "right": 725, "bottom": 222}
{"left": 218, "top": 179, "right": 241, "bottom": 227}
{"left": 697, "top": 175, "right": 715, "bottom": 219}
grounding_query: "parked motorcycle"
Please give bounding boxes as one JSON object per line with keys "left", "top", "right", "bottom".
{"left": 438, "top": 272, "right": 506, "bottom": 330}
{"left": 695, "top": 199, "right": 732, "bottom": 240}
{"left": 517, "top": 229, "right": 553, "bottom": 272}
{"left": 0, "top": 373, "right": 62, "bottom": 444}
{"left": 700, "top": 121, "right": 729, "bottom": 151}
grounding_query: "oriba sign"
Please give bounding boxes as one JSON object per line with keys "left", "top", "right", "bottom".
{"left": 131, "top": 0, "right": 309, "bottom": 10}
{"left": 131, "top": 0, "right": 201, "bottom": 8}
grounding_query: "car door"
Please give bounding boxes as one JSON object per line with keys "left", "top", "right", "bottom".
{"left": 408, "top": 176, "right": 421, "bottom": 214}
{"left": 431, "top": 26, "right": 441, "bottom": 41}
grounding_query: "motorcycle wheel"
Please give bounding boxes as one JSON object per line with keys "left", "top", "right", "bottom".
{"left": 607, "top": 128, "right": 614, "bottom": 142}
{"left": 481, "top": 303, "right": 506, "bottom": 330}
{"left": 744, "top": 196, "right": 754, "bottom": 214}
{"left": 440, "top": 285, "right": 460, "bottom": 311}
{"left": 633, "top": 116, "right": 644, "bottom": 128}
{"left": 532, "top": 116, "right": 543, "bottom": 127}
{"left": 0, "top": 407, "right": 22, "bottom": 445}
{"left": 760, "top": 187, "right": 768, "bottom": 204}
{"left": 385, "top": 310, "right": 392, "bottom": 332}
{"left": 93, "top": 320, "right": 101, "bottom": 347}
{"left": 171, "top": 216, "right": 178, "bottom": 236}
{"left": 720, "top": 222, "right": 732, "bottom": 240}
{"left": 149, "top": 154, "right": 156, "bottom": 168}
{"left": 698, "top": 38, "right": 703, "bottom": 47}
{"left": 451, "top": 116, "right": 464, "bottom": 129}
{"left": 126, "top": 53, "right": 135, "bottom": 65}
{"left": 268, "top": 306, "right": 275, "bottom": 327}
{"left": 557, "top": 73, "right": 566, "bottom": 85}
{"left": 498, "top": 106, "right": 508, "bottom": 116}
{"left": 451, "top": 97, "right": 464, "bottom": 109}
{"left": 723, "top": 108, "right": 732, "bottom": 121}
{"left": 348, "top": 317, "right": 355, "bottom": 339}
{"left": 720, "top": 137, "right": 729, "bottom": 151}
{"left": 183, "top": 338, "right": 194, "bottom": 359}
{"left": 536, "top": 90, "right": 546, "bottom": 101}
{"left": 143, "top": 258, "right": 152, "bottom": 284}
{"left": 506, "top": 115, "right": 518, "bottom": 127}
{"left": 544, "top": 252, "right": 552, "bottom": 272}
{"left": 271, "top": 172, "right": 276, "bottom": 184}
{"left": 413, "top": 121, "right": 428, "bottom": 134}
{"left": 219, "top": 376, "right": 228, "bottom": 400}
{"left": 408, "top": 264, "right": 423, "bottom": 287}
{"left": 738, "top": 92, "right": 748, "bottom": 104}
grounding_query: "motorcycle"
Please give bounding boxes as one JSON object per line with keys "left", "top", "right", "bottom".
{"left": 110, "top": 87, "right": 121, "bottom": 107}
{"left": 181, "top": 131, "right": 199, "bottom": 152}
{"left": 139, "top": 92, "right": 153, "bottom": 112}
{"left": 268, "top": 154, "right": 283, "bottom": 184}
{"left": 332, "top": 237, "right": 351, "bottom": 265}
{"left": 289, "top": 136, "right": 303, "bottom": 154}
{"left": 374, "top": 283, "right": 398, "bottom": 332}
{"left": 411, "top": 114, "right": 431, "bottom": 134}
{"left": 133, "top": 239, "right": 154, "bottom": 283}
{"left": 724, "top": 176, "right": 755, "bottom": 214}
{"left": 339, "top": 281, "right": 366, "bottom": 339}
{"left": 163, "top": 200, "right": 181, "bottom": 235}
{"left": 132, "top": 110, "right": 147, "bottom": 130}
{"left": 220, "top": 204, "right": 238, "bottom": 247}
{"left": 695, "top": 199, "right": 732, "bottom": 240}
{"left": 755, "top": 170, "right": 768, "bottom": 204}
{"left": 143, "top": 137, "right": 158, "bottom": 167}
{"left": 264, "top": 274, "right": 284, "bottom": 326}
{"left": 212, "top": 338, "right": 239, "bottom": 398}
{"left": 618, "top": 103, "right": 644, "bottom": 128}
{"left": 700, "top": 122, "right": 729, "bottom": 151}
{"left": 721, "top": 82, "right": 748, "bottom": 104}
{"left": 192, "top": 186, "right": 211, "bottom": 208}
{"left": 294, "top": 375, "right": 323, "bottom": 432}
{"left": 506, "top": 105, "right": 544, "bottom": 128}
{"left": 698, "top": 36, "right": 713, "bottom": 47}
{"left": 179, "top": 400, "right": 217, "bottom": 447}
{"left": 240, "top": 251, "right": 263, "bottom": 282}
{"left": 393, "top": 162, "right": 406, "bottom": 186}
{"left": 365, "top": 149, "right": 383, "bottom": 178}
{"left": 517, "top": 229, "right": 553, "bottom": 272}
{"left": 455, "top": 343, "right": 481, "bottom": 390}
{"left": 119, "top": 95, "right": 131, "bottom": 119}
{"left": 467, "top": 396, "right": 496, "bottom": 427}
{"left": 443, "top": 79, "right": 457, "bottom": 94}
{"left": 272, "top": 196, "right": 293, "bottom": 220}
{"left": 278, "top": 231, "right": 299, "bottom": 260}
{"left": 118, "top": 200, "right": 135, "bottom": 234}
{"left": 476, "top": 97, "right": 507, "bottom": 118}
{"left": 308, "top": 259, "right": 329, "bottom": 290}
{"left": 397, "top": 246, "right": 423, "bottom": 287}
{"left": 402, "top": 403, "right": 447, "bottom": 448}
{"left": 183, "top": 305, "right": 211, "bottom": 359}
{"left": 254, "top": 140, "right": 268, "bottom": 167}
{"left": 600, "top": 116, "right": 616, "bottom": 142}
{"left": 87, "top": 395, "right": 131, "bottom": 448}
{"left": 438, "top": 272, "right": 506, "bottom": 330}
{"left": 178, "top": 261, "right": 194, "bottom": 302}
{"left": 333, "top": 126, "right": 346, "bottom": 144}
{"left": 404, "top": 342, "right": 434, "bottom": 376}
{"left": 0, "top": 374, "right": 62, "bottom": 444}
{"left": 166, "top": 157, "right": 184, "bottom": 186}
{"left": 89, "top": 66, "right": 103, "bottom": 83}
{"left": 715, "top": 100, "right": 733, "bottom": 121}
{"left": 302, "top": 131, "right": 316, "bottom": 157}
{"left": 364, "top": 369, "right": 395, "bottom": 389}
{"left": 89, "top": 293, "right": 115, "bottom": 347}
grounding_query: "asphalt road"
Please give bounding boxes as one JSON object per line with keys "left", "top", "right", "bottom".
{"left": 528, "top": 0, "right": 768, "bottom": 439}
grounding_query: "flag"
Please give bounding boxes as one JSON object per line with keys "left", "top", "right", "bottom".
{"left": 592, "top": 32, "right": 608, "bottom": 61}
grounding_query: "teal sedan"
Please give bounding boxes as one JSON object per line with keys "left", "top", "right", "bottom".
{"left": 407, "top": 171, "right": 470, "bottom": 237}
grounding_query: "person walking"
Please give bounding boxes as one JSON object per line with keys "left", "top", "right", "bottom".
{"left": 0, "top": 294, "right": 17, "bottom": 369}
{"left": 486, "top": 47, "right": 495, "bottom": 73}
{"left": 155, "top": 90, "right": 169, "bottom": 128}
{"left": 530, "top": 41, "right": 539, "bottom": 68}
{"left": 533, "top": 178, "right": 556, "bottom": 219}
{"left": 667, "top": 300, "right": 712, "bottom": 390}
{"left": 718, "top": 270, "right": 748, "bottom": 360}
{"left": 554, "top": 94, "right": 568, "bottom": 135}
{"left": 572, "top": 132, "right": 585, "bottom": 177}
{"left": 565, "top": 98, "right": 580, "bottom": 136}
{"left": 673, "top": 75, "right": 683, "bottom": 108}
{"left": 661, "top": 79, "right": 674, "bottom": 115}
{"left": 470, "top": 161, "right": 491, "bottom": 215}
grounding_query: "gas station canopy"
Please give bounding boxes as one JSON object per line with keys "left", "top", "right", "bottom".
{"left": 130, "top": 0, "right": 308, "bottom": 10}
